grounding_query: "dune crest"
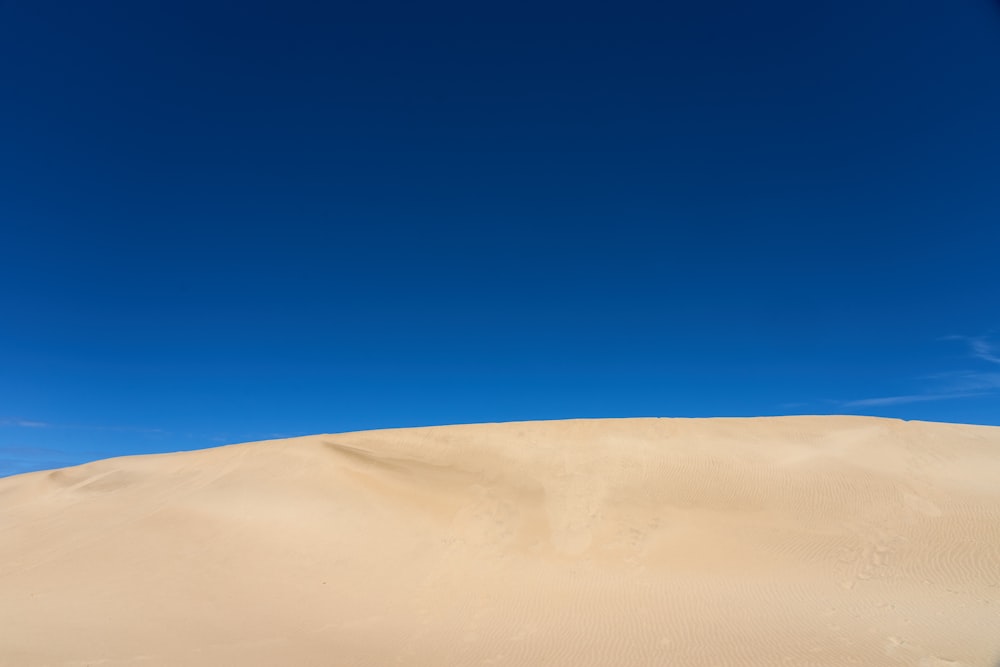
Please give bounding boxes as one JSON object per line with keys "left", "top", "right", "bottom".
{"left": 2, "top": 416, "right": 998, "bottom": 666}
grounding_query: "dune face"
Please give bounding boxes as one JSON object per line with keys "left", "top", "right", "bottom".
{"left": 1, "top": 417, "right": 999, "bottom": 666}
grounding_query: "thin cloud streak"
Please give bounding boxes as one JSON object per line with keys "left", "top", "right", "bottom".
{"left": 844, "top": 392, "right": 988, "bottom": 407}
{"left": 969, "top": 338, "right": 1000, "bottom": 365}
{"left": 0, "top": 419, "right": 165, "bottom": 434}
{"left": 0, "top": 419, "right": 52, "bottom": 428}
{"left": 942, "top": 334, "right": 1000, "bottom": 365}
{"left": 923, "top": 371, "right": 1000, "bottom": 392}
{"left": 841, "top": 334, "right": 1000, "bottom": 408}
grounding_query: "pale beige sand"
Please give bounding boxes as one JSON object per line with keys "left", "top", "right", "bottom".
{"left": 1, "top": 416, "right": 999, "bottom": 666}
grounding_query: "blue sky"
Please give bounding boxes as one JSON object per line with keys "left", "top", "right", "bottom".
{"left": 2, "top": 1, "right": 1000, "bottom": 476}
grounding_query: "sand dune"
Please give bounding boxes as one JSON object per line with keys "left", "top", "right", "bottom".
{"left": 1, "top": 416, "right": 998, "bottom": 666}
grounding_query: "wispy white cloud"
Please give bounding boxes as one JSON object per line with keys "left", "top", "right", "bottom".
{"left": 844, "top": 392, "right": 988, "bottom": 407}
{"left": 923, "top": 370, "right": 1000, "bottom": 392}
{"left": 0, "top": 419, "right": 51, "bottom": 428}
{"left": 941, "top": 334, "right": 1000, "bottom": 365}
{"left": 89, "top": 424, "right": 166, "bottom": 434}
{"left": 969, "top": 338, "right": 1000, "bottom": 365}
{"left": 0, "top": 419, "right": 164, "bottom": 434}
{"left": 842, "top": 334, "right": 1000, "bottom": 408}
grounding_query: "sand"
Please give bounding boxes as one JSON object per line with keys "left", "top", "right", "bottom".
{"left": 1, "top": 416, "right": 998, "bottom": 666}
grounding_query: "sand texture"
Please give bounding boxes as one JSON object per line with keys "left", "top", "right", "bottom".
{"left": 1, "top": 416, "right": 998, "bottom": 666}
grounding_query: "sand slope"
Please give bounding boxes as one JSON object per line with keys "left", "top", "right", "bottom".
{"left": 1, "top": 416, "right": 998, "bottom": 666}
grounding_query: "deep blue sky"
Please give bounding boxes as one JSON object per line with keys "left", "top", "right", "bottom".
{"left": 2, "top": 1, "right": 1000, "bottom": 475}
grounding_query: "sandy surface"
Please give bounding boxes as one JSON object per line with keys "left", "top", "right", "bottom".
{"left": 1, "top": 416, "right": 998, "bottom": 666}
